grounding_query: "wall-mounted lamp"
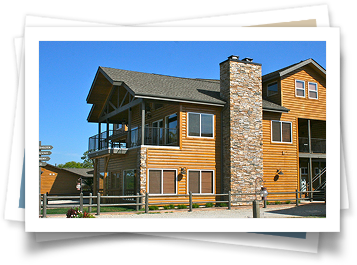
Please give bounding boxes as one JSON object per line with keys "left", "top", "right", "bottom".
{"left": 274, "top": 169, "right": 284, "bottom": 181}
{"left": 180, "top": 167, "right": 187, "bottom": 175}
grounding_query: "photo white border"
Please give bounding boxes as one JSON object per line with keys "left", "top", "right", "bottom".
{"left": 25, "top": 26, "right": 340, "bottom": 232}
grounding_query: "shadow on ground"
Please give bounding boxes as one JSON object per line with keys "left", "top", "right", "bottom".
{"left": 264, "top": 203, "right": 326, "bottom": 217}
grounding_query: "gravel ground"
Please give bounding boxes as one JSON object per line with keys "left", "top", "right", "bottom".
{"left": 46, "top": 201, "right": 326, "bottom": 218}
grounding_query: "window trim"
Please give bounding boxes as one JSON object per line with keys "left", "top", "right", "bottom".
{"left": 187, "top": 112, "right": 214, "bottom": 139}
{"left": 295, "top": 79, "right": 305, "bottom": 98}
{"left": 308, "top": 82, "right": 319, "bottom": 99}
{"left": 271, "top": 120, "right": 293, "bottom": 144}
{"left": 147, "top": 168, "right": 178, "bottom": 195}
{"left": 187, "top": 169, "right": 215, "bottom": 195}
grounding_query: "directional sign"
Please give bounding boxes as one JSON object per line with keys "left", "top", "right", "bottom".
{"left": 39, "top": 156, "right": 51, "bottom": 161}
{"left": 39, "top": 145, "right": 53, "bottom": 150}
{"left": 39, "top": 162, "right": 47, "bottom": 167}
{"left": 39, "top": 151, "right": 52, "bottom": 155}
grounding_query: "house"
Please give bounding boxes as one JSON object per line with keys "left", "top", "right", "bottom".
{"left": 40, "top": 164, "right": 94, "bottom": 195}
{"left": 86, "top": 55, "right": 326, "bottom": 205}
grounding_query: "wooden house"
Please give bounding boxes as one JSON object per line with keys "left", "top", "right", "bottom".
{"left": 41, "top": 164, "right": 94, "bottom": 195}
{"left": 86, "top": 56, "right": 326, "bottom": 204}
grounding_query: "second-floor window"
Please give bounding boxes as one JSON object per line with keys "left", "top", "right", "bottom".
{"left": 295, "top": 80, "right": 305, "bottom": 98}
{"left": 271, "top": 120, "right": 292, "bottom": 143}
{"left": 267, "top": 82, "right": 278, "bottom": 97}
{"left": 308, "top": 82, "right": 318, "bottom": 99}
{"left": 188, "top": 112, "right": 214, "bottom": 138}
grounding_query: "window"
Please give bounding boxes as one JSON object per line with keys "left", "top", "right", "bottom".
{"left": 188, "top": 112, "right": 214, "bottom": 138}
{"left": 110, "top": 172, "right": 120, "bottom": 189}
{"left": 308, "top": 82, "right": 318, "bottom": 99}
{"left": 148, "top": 169, "right": 177, "bottom": 194}
{"left": 165, "top": 113, "right": 178, "bottom": 145}
{"left": 295, "top": 80, "right": 305, "bottom": 97}
{"left": 267, "top": 82, "right": 278, "bottom": 96}
{"left": 188, "top": 170, "right": 214, "bottom": 194}
{"left": 123, "top": 169, "right": 136, "bottom": 196}
{"left": 300, "top": 167, "right": 308, "bottom": 175}
{"left": 271, "top": 121, "right": 292, "bottom": 143}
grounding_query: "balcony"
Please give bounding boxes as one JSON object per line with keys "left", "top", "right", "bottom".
{"left": 299, "top": 137, "right": 326, "bottom": 154}
{"left": 88, "top": 127, "right": 178, "bottom": 156}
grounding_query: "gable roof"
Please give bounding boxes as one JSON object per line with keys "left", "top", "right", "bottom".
{"left": 98, "top": 67, "right": 226, "bottom": 106}
{"left": 262, "top": 58, "right": 326, "bottom": 82}
{"left": 87, "top": 66, "right": 289, "bottom": 118}
{"left": 44, "top": 164, "right": 94, "bottom": 178}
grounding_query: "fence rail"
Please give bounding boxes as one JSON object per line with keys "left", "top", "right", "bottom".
{"left": 40, "top": 189, "right": 325, "bottom": 218}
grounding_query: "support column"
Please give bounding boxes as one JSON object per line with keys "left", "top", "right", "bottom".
{"left": 127, "top": 108, "right": 132, "bottom": 148}
{"left": 141, "top": 100, "right": 145, "bottom": 146}
{"left": 106, "top": 120, "right": 109, "bottom": 149}
{"left": 307, "top": 119, "right": 313, "bottom": 198}
{"left": 98, "top": 122, "right": 101, "bottom": 150}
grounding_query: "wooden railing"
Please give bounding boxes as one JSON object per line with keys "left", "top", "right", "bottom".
{"left": 40, "top": 189, "right": 325, "bottom": 218}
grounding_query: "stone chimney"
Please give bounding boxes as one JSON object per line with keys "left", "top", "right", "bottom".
{"left": 220, "top": 55, "right": 263, "bottom": 204}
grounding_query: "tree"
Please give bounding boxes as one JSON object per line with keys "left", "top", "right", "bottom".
{"left": 57, "top": 161, "right": 83, "bottom": 168}
{"left": 80, "top": 150, "right": 93, "bottom": 168}
{"left": 57, "top": 151, "right": 94, "bottom": 168}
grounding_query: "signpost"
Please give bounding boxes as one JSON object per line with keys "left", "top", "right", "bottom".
{"left": 39, "top": 141, "right": 52, "bottom": 217}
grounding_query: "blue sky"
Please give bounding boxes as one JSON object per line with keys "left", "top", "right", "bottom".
{"left": 39, "top": 41, "right": 326, "bottom": 165}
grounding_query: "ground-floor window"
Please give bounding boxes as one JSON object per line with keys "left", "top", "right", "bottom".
{"left": 148, "top": 169, "right": 177, "bottom": 194}
{"left": 188, "top": 170, "right": 214, "bottom": 194}
{"left": 123, "top": 169, "right": 136, "bottom": 196}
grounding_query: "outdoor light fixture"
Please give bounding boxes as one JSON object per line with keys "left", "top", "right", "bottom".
{"left": 274, "top": 169, "right": 284, "bottom": 181}
{"left": 260, "top": 187, "right": 268, "bottom": 208}
{"left": 180, "top": 167, "right": 187, "bottom": 175}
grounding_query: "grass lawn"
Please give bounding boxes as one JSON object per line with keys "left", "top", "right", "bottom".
{"left": 42, "top": 206, "right": 137, "bottom": 215}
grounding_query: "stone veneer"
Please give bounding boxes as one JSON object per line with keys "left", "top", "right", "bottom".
{"left": 138, "top": 146, "right": 147, "bottom": 197}
{"left": 220, "top": 56, "right": 263, "bottom": 205}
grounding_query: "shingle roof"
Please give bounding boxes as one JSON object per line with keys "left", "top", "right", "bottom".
{"left": 62, "top": 168, "right": 94, "bottom": 178}
{"left": 100, "top": 67, "right": 225, "bottom": 105}
{"left": 99, "top": 67, "right": 289, "bottom": 112}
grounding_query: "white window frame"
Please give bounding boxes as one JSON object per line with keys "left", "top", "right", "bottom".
{"left": 295, "top": 80, "right": 305, "bottom": 98}
{"left": 308, "top": 82, "right": 318, "bottom": 99}
{"left": 147, "top": 168, "right": 178, "bottom": 195}
{"left": 267, "top": 81, "right": 278, "bottom": 97}
{"left": 187, "top": 112, "right": 214, "bottom": 139}
{"left": 271, "top": 120, "right": 293, "bottom": 144}
{"left": 187, "top": 169, "right": 215, "bottom": 195}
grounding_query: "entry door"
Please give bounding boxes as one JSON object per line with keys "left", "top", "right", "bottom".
{"left": 152, "top": 119, "right": 163, "bottom": 145}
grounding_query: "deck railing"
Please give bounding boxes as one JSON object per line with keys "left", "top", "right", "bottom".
{"left": 88, "top": 127, "right": 178, "bottom": 152}
{"left": 299, "top": 137, "right": 326, "bottom": 153}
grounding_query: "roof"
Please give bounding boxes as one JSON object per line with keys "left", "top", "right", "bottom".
{"left": 44, "top": 164, "right": 94, "bottom": 178}
{"left": 99, "top": 67, "right": 226, "bottom": 106}
{"left": 262, "top": 58, "right": 326, "bottom": 82}
{"left": 88, "top": 66, "right": 289, "bottom": 113}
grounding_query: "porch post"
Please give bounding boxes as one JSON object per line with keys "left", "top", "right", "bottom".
{"left": 106, "top": 120, "right": 109, "bottom": 149}
{"left": 127, "top": 107, "right": 132, "bottom": 148}
{"left": 98, "top": 122, "right": 101, "bottom": 150}
{"left": 141, "top": 100, "right": 145, "bottom": 146}
{"left": 307, "top": 120, "right": 313, "bottom": 199}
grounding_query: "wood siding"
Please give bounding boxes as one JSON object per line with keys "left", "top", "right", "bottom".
{"left": 262, "top": 65, "right": 326, "bottom": 199}
{"left": 40, "top": 167, "right": 81, "bottom": 195}
{"left": 146, "top": 103, "right": 221, "bottom": 205}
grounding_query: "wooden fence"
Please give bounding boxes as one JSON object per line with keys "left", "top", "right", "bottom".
{"left": 39, "top": 189, "right": 325, "bottom": 218}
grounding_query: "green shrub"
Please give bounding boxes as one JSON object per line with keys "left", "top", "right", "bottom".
{"left": 266, "top": 201, "right": 270, "bottom": 205}
{"left": 163, "top": 205, "right": 170, "bottom": 210}
{"left": 274, "top": 201, "right": 281, "bottom": 205}
{"left": 177, "top": 204, "right": 187, "bottom": 209}
{"left": 169, "top": 204, "right": 175, "bottom": 209}
{"left": 205, "top": 203, "right": 214, "bottom": 208}
{"left": 149, "top": 205, "right": 159, "bottom": 210}
{"left": 216, "top": 203, "right": 227, "bottom": 207}
{"left": 66, "top": 207, "right": 95, "bottom": 218}
{"left": 285, "top": 201, "right": 291, "bottom": 204}
{"left": 192, "top": 203, "right": 199, "bottom": 208}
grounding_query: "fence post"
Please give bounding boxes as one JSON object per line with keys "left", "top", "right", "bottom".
{"left": 39, "top": 194, "right": 42, "bottom": 216}
{"left": 136, "top": 193, "right": 140, "bottom": 211}
{"left": 89, "top": 193, "right": 92, "bottom": 213}
{"left": 296, "top": 189, "right": 299, "bottom": 206}
{"left": 97, "top": 193, "right": 101, "bottom": 215}
{"left": 189, "top": 192, "right": 192, "bottom": 212}
{"left": 80, "top": 192, "right": 83, "bottom": 212}
{"left": 252, "top": 200, "right": 260, "bottom": 218}
{"left": 145, "top": 192, "right": 149, "bottom": 213}
{"left": 228, "top": 191, "right": 231, "bottom": 210}
{"left": 43, "top": 193, "right": 47, "bottom": 218}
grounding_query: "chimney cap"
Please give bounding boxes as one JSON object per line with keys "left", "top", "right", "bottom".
{"left": 242, "top": 57, "right": 253, "bottom": 62}
{"left": 228, "top": 55, "right": 239, "bottom": 60}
